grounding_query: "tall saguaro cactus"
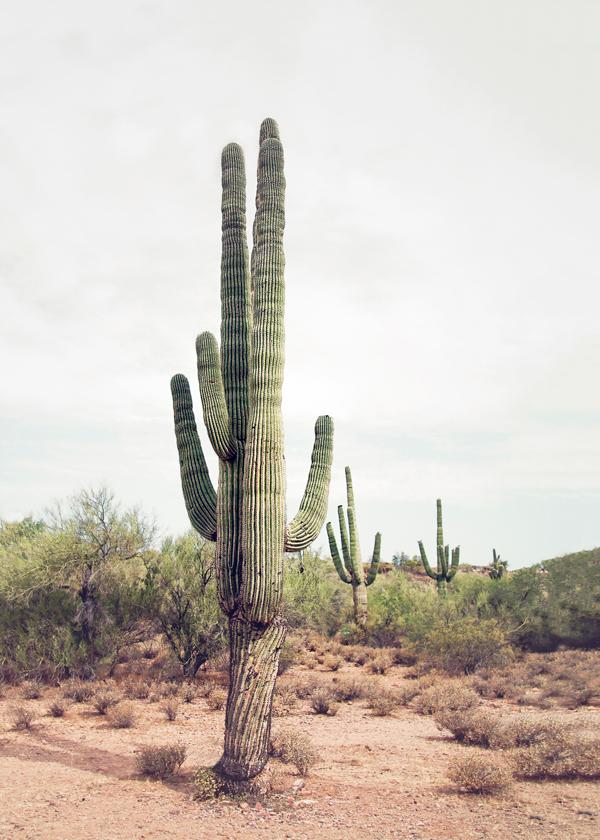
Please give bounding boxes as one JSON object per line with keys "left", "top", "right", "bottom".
{"left": 418, "top": 499, "right": 459, "bottom": 594}
{"left": 170, "top": 119, "right": 334, "bottom": 781}
{"left": 326, "top": 466, "right": 381, "bottom": 629}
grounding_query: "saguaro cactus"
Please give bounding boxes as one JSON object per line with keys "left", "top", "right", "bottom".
{"left": 418, "top": 499, "right": 459, "bottom": 594}
{"left": 170, "top": 119, "right": 333, "bottom": 781}
{"left": 489, "top": 549, "right": 507, "bottom": 580}
{"left": 326, "top": 466, "right": 381, "bottom": 629}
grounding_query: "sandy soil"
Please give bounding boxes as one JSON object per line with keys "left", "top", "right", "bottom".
{"left": 1, "top": 664, "right": 599, "bottom": 840}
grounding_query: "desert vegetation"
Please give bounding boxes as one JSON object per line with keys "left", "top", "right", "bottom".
{"left": 1, "top": 119, "right": 599, "bottom": 840}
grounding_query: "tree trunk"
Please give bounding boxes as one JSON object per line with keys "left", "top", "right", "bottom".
{"left": 352, "top": 581, "right": 368, "bottom": 629}
{"left": 216, "top": 615, "right": 286, "bottom": 780}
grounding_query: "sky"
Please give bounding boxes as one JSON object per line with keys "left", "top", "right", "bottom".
{"left": 1, "top": 1, "right": 599, "bottom": 568}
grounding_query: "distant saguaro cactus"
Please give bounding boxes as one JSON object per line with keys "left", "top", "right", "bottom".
{"left": 489, "top": 549, "right": 508, "bottom": 580}
{"left": 418, "top": 499, "right": 459, "bottom": 594}
{"left": 326, "top": 466, "right": 381, "bottom": 628}
{"left": 170, "top": 119, "right": 334, "bottom": 781}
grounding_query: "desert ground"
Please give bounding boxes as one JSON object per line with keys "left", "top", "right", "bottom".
{"left": 1, "top": 644, "right": 599, "bottom": 840}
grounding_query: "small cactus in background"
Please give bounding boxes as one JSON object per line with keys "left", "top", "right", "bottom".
{"left": 326, "top": 466, "right": 381, "bottom": 629}
{"left": 418, "top": 499, "right": 459, "bottom": 594}
{"left": 170, "top": 119, "right": 334, "bottom": 782}
{"left": 489, "top": 549, "right": 508, "bottom": 580}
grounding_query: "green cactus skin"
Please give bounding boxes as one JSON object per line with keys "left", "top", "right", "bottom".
{"left": 170, "top": 120, "right": 334, "bottom": 781}
{"left": 326, "top": 466, "right": 381, "bottom": 628}
{"left": 489, "top": 548, "right": 508, "bottom": 580}
{"left": 418, "top": 499, "right": 460, "bottom": 594}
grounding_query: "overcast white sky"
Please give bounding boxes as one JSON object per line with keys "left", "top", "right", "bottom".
{"left": 1, "top": 1, "right": 599, "bottom": 567}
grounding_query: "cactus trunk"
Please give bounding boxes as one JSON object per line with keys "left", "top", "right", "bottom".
{"left": 170, "top": 120, "right": 333, "bottom": 782}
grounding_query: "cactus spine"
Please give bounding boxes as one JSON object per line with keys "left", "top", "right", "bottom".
{"left": 170, "top": 120, "right": 334, "bottom": 781}
{"left": 489, "top": 549, "right": 507, "bottom": 579}
{"left": 418, "top": 499, "right": 459, "bottom": 594}
{"left": 326, "top": 466, "right": 381, "bottom": 629}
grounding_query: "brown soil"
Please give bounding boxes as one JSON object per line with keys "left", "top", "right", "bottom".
{"left": 1, "top": 663, "right": 599, "bottom": 840}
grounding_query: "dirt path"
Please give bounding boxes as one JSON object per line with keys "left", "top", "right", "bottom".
{"left": 1, "top": 671, "right": 598, "bottom": 840}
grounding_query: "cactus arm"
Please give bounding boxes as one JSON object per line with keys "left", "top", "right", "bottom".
{"left": 438, "top": 544, "right": 448, "bottom": 578}
{"left": 418, "top": 540, "right": 437, "bottom": 580}
{"left": 347, "top": 506, "right": 364, "bottom": 584}
{"left": 220, "top": 142, "right": 251, "bottom": 442}
{"left": 337, "top": 505, "right": 352, "bottom": 573}
{"left": 241, "top": 124, "right": 286, "bottom": 623}
{"left": 327, "top": 522, "right": 352, "bottom": 584}
{"left": 170, "top": 374, "right": 217, "bottom": 540}
{"left": 448, "top": 546, "right": 460, "bottom": 581}
{"left": 365, "top": 532, "right": 381, "bottom": 586}
{"left": 284, "top": 415, "right": 334, "bottom": 552}
{"left": 195, "top": 332, "right": 237, "bottom": 461}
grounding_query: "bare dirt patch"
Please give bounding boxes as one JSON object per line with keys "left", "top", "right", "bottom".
{"left": 1, "top": 660, "right": 599, "bottom": 840}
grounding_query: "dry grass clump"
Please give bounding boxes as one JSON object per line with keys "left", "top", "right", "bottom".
{"left": 512, "top": 730, "right": 600, "bottom": 780}
{"left": 414, "top": 679, "right": 479, "bottom": 716}
{"left": 322, "top": 654, "right": 343, "bottom": 672}
{"left": 332, "top": 677, "right": 367, "bottom": 702}
{"left": 161, "top": 699, "right": 179, "bottom": 721}
{"left": 123, "top": 680, "right": 151, "bottom": 700}
{"left": 10, "top": 705, "right": 36, "bottom": 730}
{"left": 272, "top": 684, "right": 298, "bottom": 717}
{"left": 488, "top": 716, "right": 567, "bottom": 749}
{"left": 271, "top": 729, "right": 319, "bottom": 776}
{"left": 181, "top": 684, "right": 196, "bottom": 704}
{"left": 136, "top": 743, "right": 187, "bottom": 779}
{"left": 93, "top": 690, "right": 119, "bottom": 715}
{"left": 367, "top": 651, "right": 394, "bottom": 675}
{"left": 367, "top": 689, "right": 399, "bottom": 717}
{"left": 158, "top": 681, "right": 179, "bottom": 699}
{"left": 206, "top": 689, "right": 227, "bottom": 711}
{"left": 21, "top": 681, "right": 43, "bottom": 700}
{"left": 448, "top": 752, "right": 512, "bottom": 794}
{"left": 107, "top": 702, "right": 136, "bottom": 729}
{"left": 62, "top": 680, "right": 95, "bottom": 703}
{"left": 195, "top": 678, "right": 217, "bottom": 699}
{"left": 435, "top": 709, "right": 500, "bottom": 747}
{"left": 310, "top": 687, "right": 339, "bottom": 716}
{"left": 48, "top": 700, "right": 66, "bottom": 718}
{"left": 396, "top": 683, "right": 422, "bottom": 704}
{"left": 288, "top": 676, "right": 320, "bottom": 700}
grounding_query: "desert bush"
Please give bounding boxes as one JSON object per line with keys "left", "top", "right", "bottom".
{"left": 367, "top": 651, "right": 394, "bottom": 675}
{"left": 448, "top": 752, "right": 512, "bottom": 793}
{"left": 310, "top": 687, "right": 338, "bottom": 716}
{"left": 195, "top": 678, "right": 216, "bottom": 699}
{"left": 271, "top": 729, "right": 318, "bottom": 776}
{"left": 395, "top": 682, "right": 422, "bottom": 704}
{"left": 273, "top": 684, "right": 298, "bottom": 716}
{"left": 21, "top": 681, "right": 42, "bottom": 699}
{"left": 10, "top": 705, "right": 36, "bottom": 730}
{"left": 48, "top": 700, "right": 66, "bottom": 717}
{"left": 192, "top": 768, "right": 223, "bottom": 800}
{"left": 512, "top": 730, "right": 600, "bottom": 779}
{"left": 414, "top": 680, "right": 479, "bottom": 716}
{"left": 435, "top": 708, "right": 500, "bottom": 747}
{"left": 63, "top": 680, "right": 95, "bottom": 703}
{"left": 93, "top": 690, "right": 119, "bottom": 715}
{"left": 206, "top": 689, "right": 227, "bottom": 711}
{"left": 108, "top": 702, "right": 136, "bottom": 729}
{"left": 136, "top": 742, "right": 187, "bottom": 779}
{"left": 488, "top": 716, "right": 567, "bottom": 749}
{"left": 322, "top": 653, "right": 343, "bottom": 672}
{"left": 181, "top": 684, "right": 196, "bottom": 704}
{"left": 414, "top": 616, "right": 513, "bottom": 675}
{"left": 289, "top": 676, "right": 320, "bottom": 700}
{"left": 161, "top": 699, "right": 179, "bottom": 721}
{"left": 332, "top": 677, "right": 366, "bottom": 702}
{"left": 367, "top": 689, "right": 399, "bottom": 716}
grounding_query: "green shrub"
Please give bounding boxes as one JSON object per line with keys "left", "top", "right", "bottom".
{"left": 136, "top": 743, "right": 187, "bottom": 778}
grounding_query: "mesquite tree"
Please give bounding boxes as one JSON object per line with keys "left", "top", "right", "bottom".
{"left": 326, "top": 466, "right": 381, "bottom": 629}
{"left": 170, "top": 119, "right": 333, "bottom": 781}
{"left": 418, "top": 498, "right": 460, "bottom": 594}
